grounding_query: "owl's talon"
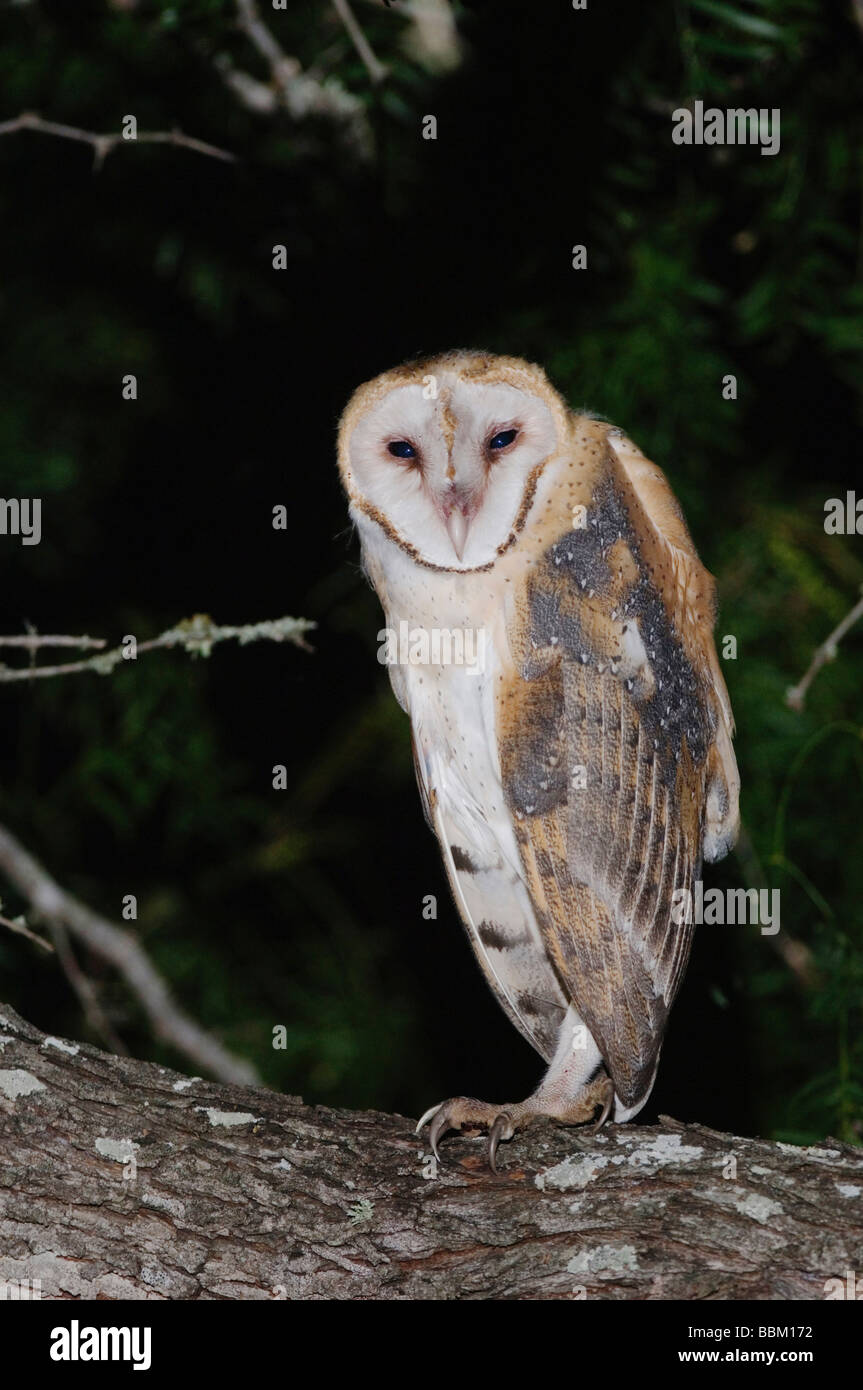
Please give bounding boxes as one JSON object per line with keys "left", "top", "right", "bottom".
{"left": 590, "top": 1078, "right": 615, "bottom": 1134}
{"left": 428, "top": 1102, "right": 460, "bottom": 1162}
{"left": 415, "top": 1101, "right": 444, "bottom": 1137}
{"left": 488, "top": 1111, "right": 515, "bottom": 1173}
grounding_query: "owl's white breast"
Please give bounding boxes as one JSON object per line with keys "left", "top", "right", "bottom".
{"left": 371, "top": 525, "right": 513, "bottom": 857}
{"left": 357, "top": 511, "right": 572, "bottom": 1058}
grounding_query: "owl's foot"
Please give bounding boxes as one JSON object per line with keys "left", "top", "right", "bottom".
{"left": 416, "top": 1073, "right": 614, "bottom": 1173}
{"left": 416, "top": 1097, "right": 514, "bottom": 1173}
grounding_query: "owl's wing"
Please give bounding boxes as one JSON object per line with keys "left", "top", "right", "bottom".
{"left": 499, "top": 429, "right": 739, "bottom": 1108}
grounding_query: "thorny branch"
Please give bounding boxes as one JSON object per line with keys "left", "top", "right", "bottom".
{"left": 0, "top": 613, "right": 315, "bottom": 683}
{"left": 0, "top": 112, "right": 236, "bottom": 170}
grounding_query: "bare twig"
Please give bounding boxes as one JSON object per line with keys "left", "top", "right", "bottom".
{"left": 0, "top": 112, "right": 236, "bottom": 170}
{"left": 331, "top": 0, "right": 388, "bottom": 84}
{"left": 0, "top": 823, "right": 260, "bottom": 1086}
{"left": 235, "top": 0, "right": 286, "bottom": 70}
{"left": 231, "top": 0, "right": 371, "bottom": 150}
{"left": 733, "top": 823, "right": 819, "bottom": 991}
{"left": 47, "top": 921, "right": 129, "bottom": 1056}
{"left": 211, "top": 54, "right": 281, "bottom": 115}
{"left": 785, "top": 586, "right": 863, "bottom": 712}
{"left": 0, "top": 634, "right": 106, "bottom": 651}
{"left": 0, "top": 909, "right": 53, "bottom": 954}
{"left": 0, "top": 613, "right": 315, "bottom": 683}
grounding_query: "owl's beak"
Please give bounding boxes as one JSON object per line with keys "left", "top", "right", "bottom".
{"left": 444, "top": 506, "right": 470, "bottom": 561}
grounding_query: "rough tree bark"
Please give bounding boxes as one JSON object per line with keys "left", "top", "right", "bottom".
{"left": 0, "top": 1003, "right": 860, "bottom": 1301}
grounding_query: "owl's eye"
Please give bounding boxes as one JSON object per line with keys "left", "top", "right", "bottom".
{"left": 388, "top": 440, "right": 417, "bottom": 460}
{"left": 488, "top": 428, "right": 519, "bottom": 451}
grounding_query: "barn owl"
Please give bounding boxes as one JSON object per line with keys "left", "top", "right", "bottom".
{"left": 337, "top": 351, "right": 739, "bottom": 1170}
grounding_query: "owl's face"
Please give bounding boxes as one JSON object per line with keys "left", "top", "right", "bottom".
{"left": 338, "top": 353, "right": 568, "bottom": 570}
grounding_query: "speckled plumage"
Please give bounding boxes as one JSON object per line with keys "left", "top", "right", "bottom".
{"left": 338, "top": 351, "right": 739, "bottom": 1164}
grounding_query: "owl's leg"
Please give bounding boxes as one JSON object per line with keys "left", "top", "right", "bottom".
{"left": 417, "top": 1006, "right": 615, "bottom": 1172}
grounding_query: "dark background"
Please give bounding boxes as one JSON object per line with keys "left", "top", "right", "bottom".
{"left": 1, "top": 0, "right": 861, "bottom": 1142}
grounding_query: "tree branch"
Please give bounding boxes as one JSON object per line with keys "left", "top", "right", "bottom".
{"left": 0, "top": 1004, "right": 860, "bottom": 1299}
{"left": 230, "top": 0, "right": 371, "bottom": 151}
{"left": 786, "top": 586, "right": 863, "bottom": 712}
{"left": 0, "top": 909, "right": 53, "bottom": 954}
{"left": 0, "top": 112, "right": 236, "bottom": 170}
{"left": 732, "top": 823, "right": 819, "bottom": 991}
{"left": 0, "top": 613, "right": 314, "bottom": 682}
{"left": 331, "top": 0, "right": 388, "bottom": 84}
{"left": 0, "top": 828, "right": 259, "bottom": 1087}
{"left": 46, "top": 921, "right": 129, "bottom": 1057}
{"left": 0, "top": 634, "right": 106, "bottom": 651}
